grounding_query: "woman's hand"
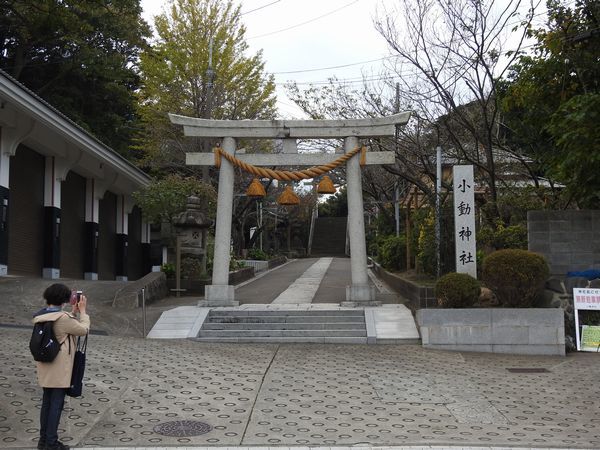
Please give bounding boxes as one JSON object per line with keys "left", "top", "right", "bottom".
{"left": 77, "top": 295, "right": 87, "bottom": 315}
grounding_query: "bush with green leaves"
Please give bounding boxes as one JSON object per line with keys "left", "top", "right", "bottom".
{"left": 229, "top": 255, "right": 246, "bottom": 271}
{"left": 247, "top": 248, "right": 269, "bottom": 260}
{"left": 414, "top": 207, "right": 455, "bottom": 276}
{"left": 181, "top": 257, "right": 203, "bottom": 279}
{"left": 161, "top": 263, "right": 175, "bottom": 279}
{"left": 435, "top": 272, "right": 481, "bottom": 308}
{"left": 478, "top": 221, "right": 527, "bottom": 251}
{"left": 378, "top": 234, "right": 407, "bottom": 271}
{"left": 482, "top": 249, "right": 549, "bottom": 307}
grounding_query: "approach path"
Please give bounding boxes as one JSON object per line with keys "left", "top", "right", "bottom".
{"left": 147, "top": 257, "right": 416, "bottom": 340}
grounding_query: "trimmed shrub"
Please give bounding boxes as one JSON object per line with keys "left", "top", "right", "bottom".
{"left": 482, "top": 249, "right": 549, "bottom": 307}
{"left": 379, "top": 234, "right": 407, "bottom": 271}
{"left": 435, "top": 272, "right": 481, "bottom": 308}
{"left": 247, "top": 248, "right": 269, "bottom": 260}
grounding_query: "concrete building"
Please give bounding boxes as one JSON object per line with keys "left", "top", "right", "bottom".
{"left": 0, "top": 69, "right": 152, "bottom": 280}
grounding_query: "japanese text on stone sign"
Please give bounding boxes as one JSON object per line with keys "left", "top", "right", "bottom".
{"left": 453, "top": 165, "right": 477, "bottom": 278}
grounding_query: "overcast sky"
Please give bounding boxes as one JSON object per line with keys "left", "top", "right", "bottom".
{"left": 140, "top": 0, "right": 547, "bottom": 119}
{"left": 139, "top": 0, "right": 404, "bottom": 118}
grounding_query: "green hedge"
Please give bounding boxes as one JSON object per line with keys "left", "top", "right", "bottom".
{"left": 482, "top": 249, "right": 549, "bottom": 307}
{"left": 435, "top": 272, "right": 481, "bottom": 308}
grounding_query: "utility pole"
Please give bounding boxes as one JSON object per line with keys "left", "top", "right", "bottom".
{"left": 394, "top": 83, "right": 400, "bottom": 237}
{"left": 436, "top": 146, "right": 442, "bottom": 278}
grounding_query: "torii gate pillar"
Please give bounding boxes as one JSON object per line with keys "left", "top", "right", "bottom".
{"left": 204, "top": 136, "right": 238, "bottom": 306}
{"left": 170, "top": 112, "right": 410, "bottom": 307}
{"left": 343, "top": 136, "right": 376, "bottom": 304}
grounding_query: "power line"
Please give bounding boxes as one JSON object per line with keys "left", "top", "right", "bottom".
{"left": 271, "top": 55, "right": 396, "bottom": 74}
{"left": 241, "top": 0, "right": 282, "bottom": 16}
{"left": 276, "top": 72, "right": 408, "bottom": 86}
{"left": 247, "top": 0, "right": 360, "bottom": 39}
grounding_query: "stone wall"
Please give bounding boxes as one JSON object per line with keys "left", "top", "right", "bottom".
{"left": 416, "top": 308, "right": 565, "bottom": 356}
{"left": 528, "top": 210, "right": 600, "bottom": 275}
{"left": 369, "top": 259, "right": 435, "bottom": 309}
{"left": 112, "top": 271, "right": 169, "bottom": 309}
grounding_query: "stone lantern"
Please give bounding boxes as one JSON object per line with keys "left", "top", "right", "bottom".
{"left": 173, "top": 195, "right": 212, "bottom": 296}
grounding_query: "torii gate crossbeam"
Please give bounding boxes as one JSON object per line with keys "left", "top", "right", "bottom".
{"left": 170, "top": 113, "right": 410, "bottom": 306}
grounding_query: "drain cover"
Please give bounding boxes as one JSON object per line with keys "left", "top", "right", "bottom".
{"left": 506, "top": 368, "right": 550, "bottom": 373}
{"left": 153, "top": 420, "right": 212, "bottom": 437}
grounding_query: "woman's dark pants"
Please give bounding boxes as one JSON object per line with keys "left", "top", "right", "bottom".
{"left": 40, "top": 387, "right": 67, "bottom": 445}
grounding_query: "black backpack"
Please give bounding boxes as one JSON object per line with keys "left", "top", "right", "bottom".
{"left": 30, "top": 319, "right": 65, "bottom": 362}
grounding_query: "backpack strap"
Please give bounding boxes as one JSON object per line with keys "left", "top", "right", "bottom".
{"left": 55, "top": 313, "right": 73, "bottom": 353}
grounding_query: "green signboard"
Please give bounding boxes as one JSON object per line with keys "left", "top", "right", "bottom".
{"left": 581, "top": 325, "right": 600, "bottom": 352}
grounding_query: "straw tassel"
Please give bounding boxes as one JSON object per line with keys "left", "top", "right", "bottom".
{"left": 246, "top": 178, "right": 266, "bottom": 198}
{"left": 360, "top": 146, "right": 366, "bottom": 166}
{"left": 214, "top": 147, "right": 221, "bottom": 168}
{"left": 277, "top": 185, "right": 300, "bottom": 205}
{"left": 317, "top": 175, "right": 336, "bottom": 194}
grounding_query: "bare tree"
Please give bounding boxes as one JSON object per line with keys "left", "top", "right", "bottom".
{"left": 375, "top": 0, "right": 539, "bottom": 216}
{"left": 286, "top": 77, "right": 444, "bottom": 206}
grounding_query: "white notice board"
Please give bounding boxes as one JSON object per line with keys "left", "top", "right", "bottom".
{"left": 573, "top": 288, "right": 600, "bottom": 351}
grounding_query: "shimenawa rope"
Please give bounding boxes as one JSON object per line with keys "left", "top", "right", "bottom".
{"left": 214, "top": 146, "right": 366, "bottom": 181}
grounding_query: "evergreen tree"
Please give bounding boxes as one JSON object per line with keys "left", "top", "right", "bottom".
{"left": 136, "top": 0, "right": 277, "bottom": 172}
{"left": 0, "top": 0, "right": 150, "bottom": 156}
{"left": 501, "top": 0, "right": 600, "bottom": 207}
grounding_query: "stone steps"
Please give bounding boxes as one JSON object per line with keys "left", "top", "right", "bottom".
{"left": 311, "top": 217, "right": 347, "bottom": 256}
{"left": 195, "top": 309, "right": 367, "bottom": 343}
{"left": 203, "top": 321, "right": 365, "bottom": 330}
{"left": 191, "top": 336, "right": 367, "bottom": 344}
{"left": 207, "top": 315, "right": 365, "bottom": 324}
{"left": 199, "top": 329, "right": 367, "bottom": 338}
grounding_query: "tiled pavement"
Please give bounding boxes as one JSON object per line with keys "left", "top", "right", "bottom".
{"left": 49, "top": 447, "right": 598, "bottom": 450}
{"left": 1, "top": 327, "right": 599, "bottom": 449}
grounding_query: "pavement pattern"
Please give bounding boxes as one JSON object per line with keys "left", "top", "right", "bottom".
{"left": 1, "top": 327, "right": 599, "bottom": 449}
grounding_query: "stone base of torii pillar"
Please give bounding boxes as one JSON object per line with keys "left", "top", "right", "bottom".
{"left": 201, "top": 285, "right": 237, "bottom": 307}
{"left": 170, "top": 112, "right": 411, "bottom": 308}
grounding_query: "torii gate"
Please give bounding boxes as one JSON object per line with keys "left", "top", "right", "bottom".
{"left": 169, "top": 113, "right": 410, "bottom": 307}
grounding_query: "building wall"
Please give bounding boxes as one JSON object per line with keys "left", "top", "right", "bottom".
{"left": 7, "top": 145, "right": 44, "bottom": 276}
{"left": 98, "top": 191, "right": 117, "bottom": 280}
{"left": 127, "top": 205, "right": 144, "bottom": 280}
{"left": 528, "top": 210, "right": 600, "bottom": 275}
{"left": 60, "top": 171, "right": 86, "bottom": 278}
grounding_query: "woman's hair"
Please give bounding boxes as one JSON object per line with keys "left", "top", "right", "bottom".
{"left": 43, "top": 283, "right": 71, "bottom": 306}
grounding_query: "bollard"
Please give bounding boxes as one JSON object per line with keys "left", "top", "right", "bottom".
{"left": 141, "top": 288, "right": 146, "bottom": 338}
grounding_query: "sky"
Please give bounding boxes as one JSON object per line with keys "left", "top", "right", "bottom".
{"left": 139, "top": 0, "right": 549, "bottom": 119}
{"left": 140, "top": 0, "right": 399, "bottom": 118}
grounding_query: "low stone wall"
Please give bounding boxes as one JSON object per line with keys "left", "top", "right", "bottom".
{"left": 268, "top": 256, "right": 287, "bottom": 269}
{"left": 241, "top": 256, "right": 287, "bottom": 274}
{"left": 228, "top": 266, "right": 255, "bottom": 285}
{"left": 416, "top": 308, "right": 566, "bottom": 356}
{"left": 369, "top": 260, "right": 436, "bottom": 308}
{"left": 113, "top": 271, "right": 169, "bottom": 309}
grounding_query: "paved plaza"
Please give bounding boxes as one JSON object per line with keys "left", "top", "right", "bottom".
{"left": 1, "top": 326, "right": 600, "bottom": 449}
{"left": 1, "top": 258, "right": 599, "bottom": 449}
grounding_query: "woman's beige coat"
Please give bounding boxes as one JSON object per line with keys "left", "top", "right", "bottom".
{"left": 32, "top": 311, "right": 90, "bottom": 388}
